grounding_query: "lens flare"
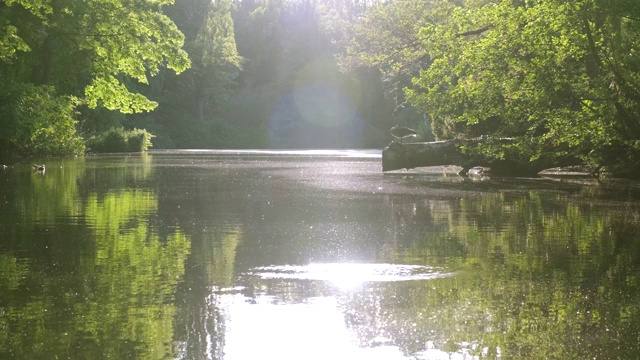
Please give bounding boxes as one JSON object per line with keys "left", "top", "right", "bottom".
{"left": 293, "top": 57, "right": 359, "bottom": 128}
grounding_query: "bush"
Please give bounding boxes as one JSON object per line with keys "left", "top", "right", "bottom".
{"left": 102, "top": 128, "right": 128, "bottom": 152}
{"left": 126, "top": 128, "right": 154, "bottom": 152}
{"left": 0, "top": 82, "right": 85, "bottom": 156}
{"left": 86, "top": 128, "right": 154, "bottom": 153}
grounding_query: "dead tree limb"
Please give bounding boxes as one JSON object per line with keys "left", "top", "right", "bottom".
{"left": 382, "top": 137, "right": 545, "bottom": 176}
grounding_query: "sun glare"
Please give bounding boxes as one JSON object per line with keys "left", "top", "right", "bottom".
{"left": 309, "top": 262, "right": 370, "bottom": 289}
{"left": 216, "top": 263, "right": 461, "bottom": 360}
{"left": 222, "top": 294, "right": 408, "bottom": 360}
{"left": 251, "top": 262, "right": 451, "bottom": 290}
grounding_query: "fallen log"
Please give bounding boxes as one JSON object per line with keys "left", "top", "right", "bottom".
{"left": 382, "top": 137, "right": 544, "bottom": 176}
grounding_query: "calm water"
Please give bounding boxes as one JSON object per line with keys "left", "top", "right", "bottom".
{"left": 2, "top": 150, "right": 640, "bottom": 359}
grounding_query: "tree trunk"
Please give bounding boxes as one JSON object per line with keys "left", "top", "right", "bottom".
{"left": 33, "top": 35, "right": 54, "bottom": 85}
{"left": 382, "top": 138, "right": 545, "bottom": 176}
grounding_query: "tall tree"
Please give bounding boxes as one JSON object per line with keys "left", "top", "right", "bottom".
{"left": 337, "top": 0, "right": 437, "bottom": 140}
{"left": 145, "top": 0, "right": 241, "bottom": 148}
{"left": 227, "top": 0, "right": 397, "bottom": 148}
{"left": 1, "top": 0, "right": 190, "bottom": 112}
{"left": 345, "top": 0, "right": 640, "bottom": 171}
{"left": 0, "top": 0, "right": 191, "bottom": 156}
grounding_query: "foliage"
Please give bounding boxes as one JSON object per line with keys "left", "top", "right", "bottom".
{"left": 126, "top": 128, "right": 155, "bottom": 152}
{"left": 337, "top": 0, "right": 438, "bottom": 140}
{"left": 0, "top": 0, "right": 190, "bottom": 113}
{"left": 0, "top": 82, "right": 85, "bottom": 156}
{"left": 0, "top": 0, "right": 189, "bottom": 157}
{"left": 223, "top": 0, "right": 395, "bottom": 148}
{"left": 86, "top": 127, "right": 154, "bottom": 153}
{"left": 1, "top": 0, "right": 407, "bottom": 152}
{"left": 345, "top": 0, "right": 640, "bottom": 170}
{"left": 140, "top": 0, "right": 241, "bottom": 148}
{"left": 339, "top": 0, "right": 433, "bottom": 77}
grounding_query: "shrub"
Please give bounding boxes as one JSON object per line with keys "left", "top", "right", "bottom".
{"left": 126, "top": 128, "right": 154, "bottom": 152}
{"left": 102, "top": 128, "right": 128, "bottom": 152}
{"left": 0, "top": 83, "right": 85, "bottom": 156}
{"left": 86, "top": 127, "right": 154, "bottom": 153}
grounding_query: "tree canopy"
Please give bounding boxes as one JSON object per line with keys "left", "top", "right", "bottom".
{"left": 3, "top": 0, "right": 640, "bottom": 173}
{"left": 0, "top": 0, "right": 190, "bottom": 155}
{"left": 1, "top": 0, "right": 190, "bottom": 112}
{"left": 345, "top": 0, "right": 640, "bottom": 172}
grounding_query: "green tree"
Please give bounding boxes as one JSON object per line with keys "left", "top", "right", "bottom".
{"left": 0, "top": 0, "right": 190, "bottom": 156}
{"left": 144, "top": 0, "right": 242, "bottom": 148}
{"left": 338, "top": 0, "right": 439, "bottom": 140}
{"left": 1, "top": 0, "right": 190, "bottom": 113}
{"left": 345, "top": 0, "right": 640, "bottom": 172}
{"left": 0, "top": 82, "right": 85, "bottom": 155}
{"left": 227, "top": 0, "right": 393, "bottom": 148}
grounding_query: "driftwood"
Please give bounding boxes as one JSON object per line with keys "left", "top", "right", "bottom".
{"left": 382, "top": 137, "right": 545, "bottom": 176}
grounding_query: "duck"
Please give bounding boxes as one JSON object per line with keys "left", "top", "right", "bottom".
{"left": 390, "top": 125, "right": 417, "bottom": 144}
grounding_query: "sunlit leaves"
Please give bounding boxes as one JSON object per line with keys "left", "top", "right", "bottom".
{"left": 85, "top": 75, "right": 158, "bottom": 113}
{"left": 341, "top": 0, "right": 435, "bottom": 76}
{"left": 194, "top": 0, "right": 241, "bottom": 68}
{"left": 4, "top": 83, "right": 85, "bottom": 155}
{"left": 0, "top": 22, "right": 30, "bottom": 62}
{"left": 349, "top": 0, "right": 640, "bottom": 168}
{"left": 1, "top": 0, "right": 190, "bottom": 114}
{"left": 4, "top": 0, "right": 53, "bottom": 18}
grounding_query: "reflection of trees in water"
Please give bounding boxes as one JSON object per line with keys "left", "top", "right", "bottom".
{"left": 174, "top": 229, "right": 241, "bottom": 360}
{"left": 339, "top": 283, "right": 437, "bottom": 354}
{"left": 0, "top": 179, "right": 190, "bottom": 359}
{"left": 174, "top": 289, "right": 227, "bottom": 360}
{"left": 153, "top": 160, "right": 640, "bottom": 359}
{"left": 381, "top": 195, "right": 460, "bottom": 265}
{"left": 373, "top": 190, "right": 640, "bottom": 358}
{"left": 153, "top": 163, "right": 250, "bottom": 360}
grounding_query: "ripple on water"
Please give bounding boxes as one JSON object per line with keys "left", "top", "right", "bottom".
{"left": 246, "top": 263, "right": 454, "bottom": 287}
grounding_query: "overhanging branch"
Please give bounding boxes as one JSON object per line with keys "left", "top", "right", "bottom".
{"left": 456, "top": 25, "right": 492, "bottom": 38}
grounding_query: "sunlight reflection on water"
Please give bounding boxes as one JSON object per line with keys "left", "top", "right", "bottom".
{"left": 219, "top": 263, "right": 461, "bottom": 360}
{"left": 249, "top": 263, "right": 453, "bottom": 290}
{"left": 222, "top": 294, "right": 409, "bottom": 360}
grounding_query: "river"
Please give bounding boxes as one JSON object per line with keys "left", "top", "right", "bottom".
{"left": 1, "top": 150, "right": 640, "bottom": 359}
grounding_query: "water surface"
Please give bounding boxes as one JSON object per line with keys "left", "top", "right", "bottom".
{"left": 1, "top": 150, "right": 640, "bottom": 359}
